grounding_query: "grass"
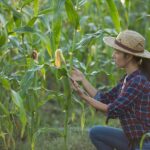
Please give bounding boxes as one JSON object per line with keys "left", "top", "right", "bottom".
{"left": 14, "top": 100, "right": 121, "bottom": 150}
{"left": 16, "top": 127, "right": 96, "bottom": 150}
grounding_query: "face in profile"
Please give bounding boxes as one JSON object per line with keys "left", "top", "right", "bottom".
{"left": 112, "top": 49, "right": 132, "bottom": 68}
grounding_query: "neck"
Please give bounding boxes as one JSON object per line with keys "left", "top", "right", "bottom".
{"left": 125, "top": 63, "right": 139, "bottom": 75}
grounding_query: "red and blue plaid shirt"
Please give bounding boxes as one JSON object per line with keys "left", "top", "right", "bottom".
{"left": 94, "top": 69, "right": 150, "bottom": 142}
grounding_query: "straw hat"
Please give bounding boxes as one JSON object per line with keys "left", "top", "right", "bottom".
{"left": 103, "top": 30, "right": 150, "bottom": 59}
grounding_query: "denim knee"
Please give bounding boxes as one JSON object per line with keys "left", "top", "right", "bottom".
{"left": 89, "top": 127, "right": 94, "bottom": 140}
{"left": 88, "top": 126, "right": 99, "bottom": 141}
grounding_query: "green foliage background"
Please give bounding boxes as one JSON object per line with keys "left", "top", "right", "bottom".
{"left": 0, "top": 0, "right": 150, "bottom": 149}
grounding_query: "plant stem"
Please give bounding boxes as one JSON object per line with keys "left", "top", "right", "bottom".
{"left": 69, "top": 30, "right": 76, "bottom": 72}
{"left": 64, "top": 107, "right": 69, "bottom": 150}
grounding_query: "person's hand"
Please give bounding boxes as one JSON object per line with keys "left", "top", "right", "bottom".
{"left": 71, "top": 68, "right": 85, "bottom": 82}
{"left": 70, "top": 79, "right": 87, "bottom": 99}
{"left": 70, "top": 78, "right": 78, "bottom": 91}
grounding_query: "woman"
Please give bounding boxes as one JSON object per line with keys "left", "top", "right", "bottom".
{"left": 71, "top": 30, "right": 150, "bottom": 150}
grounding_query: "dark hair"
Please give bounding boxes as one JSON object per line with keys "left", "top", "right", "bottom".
{"left": 134, "top": 57, "right": 150, "bottom": 81}
{"left": 123, "top": 53, "right": 150, "bottom": 81}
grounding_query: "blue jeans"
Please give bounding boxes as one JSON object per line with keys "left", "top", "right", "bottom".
{"left": 89, "top": 126, "right": 150, "bottom": 150}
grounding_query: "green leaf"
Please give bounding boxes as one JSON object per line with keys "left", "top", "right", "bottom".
{"left": 1, "top": 77, "right": 11, "bottom": 90}
{"left": 14, "top": 26, "right": 36, "bottom": 33}
{"left": 54, "top": 0, "right": 66, "bottom": 13}
{"left": 20, "top": 0, "right": 33, "bottom": 8}
{"left": 81, "top": 110, "right": 85, "bottom": 130}
{"left": 34, "top": 0, "right": 39, "bottom": 16}
{"left": 0, "top": 27, "right": 8, "bottom": 47}
{"left": 0, "top": 102, "right": 9, "bottom": 115}
{"left": 56, "top": 68, "right": 68, "bottom": 80}
{"left": 65, "top": 0, "right": 80, "bottom": 29}
{"left": 28, "top": 65, "right": 44, "bottom": 72}
{"left": 11, "top": 90, "right": 22, "bottom": 108}
{"left": 1, "top": 0, "right": 22, "bottom": 19}
{"left": 20, "top": 65, "right": 44, "bottom": 92}
{"left": 106, "top": 0, "right": 121, "bottom": 32}
{"left": 13, "top": 26, "right": 52, "bottom": 57}
{"left": 76, "top": 29, "right": 104, "bottom": 49}
{"left": 11, "top": 90, "right": 27, "bottom": 138}
{"left": 35, "top": 32, "right": 52, "bottom": 57}
{"left": 37, "top": 94, "right": 55, "bottom": 108}
{"left": 125, "top": 0, "right": 130, "bottom": 9}
{"left": 0, "top": 14, "right": 6, "bottom": 25}
{"left": 38, "top": 8, "right": 54, "bottom": 15}
{"left": 20, "top": 71, "right": 34, "bottom": 92}
{"left": 140, "top": 132, "right": 150, "bottom": 150}
{"left": 78, "top": 0, "right": 88, "bottom": 7}
{"left": 52, "top": 18, "right": 62, "bottom": 50}
{"left": 27, "top": 17, "right": 38, "bottom": 27}
{"left": 62, "top": 77, "right": 72, "bottom": 108}
{"left": 0, "top": 73, "right": 11, "bottom": 91}
{"left": 72, "top": 96, "right": 85, "bottom": 130}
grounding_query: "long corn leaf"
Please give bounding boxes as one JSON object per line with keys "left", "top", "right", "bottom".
{"left": 11, "top": 90, "right": 27, "bottom": 138}
{"left": 1, "top": 0, "right": 22, "bottom": 18}
{"left": 65, "top": 0, "right": 80, "bottom": 29}
{"left": 106, "top": 0, "right": 121, "bottom": 32}
{"left": 0, "top": 102, "right": 9, "bottom": 115}
{"left": 140, "top": 132, "right": 150, "bottom": 150}
{"left": 34, "top": 0, "right": 39, "bottom": 16}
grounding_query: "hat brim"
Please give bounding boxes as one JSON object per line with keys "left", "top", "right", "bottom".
{"left": 103, "top": 36, "right": 150, "bottom": 59}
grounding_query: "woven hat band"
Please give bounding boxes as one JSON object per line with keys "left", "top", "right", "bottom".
{"left": 115, "top": 39, "right": 144, "bottom": 53}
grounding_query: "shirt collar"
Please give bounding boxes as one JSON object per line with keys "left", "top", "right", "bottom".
{"left": 125, "top": 69, "right": 141, "bottom": 82}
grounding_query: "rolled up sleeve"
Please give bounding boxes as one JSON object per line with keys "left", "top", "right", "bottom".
{"left": 93, "top": 82, "right": 122, "bottom": 104}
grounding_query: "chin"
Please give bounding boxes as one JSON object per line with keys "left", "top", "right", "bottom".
{"left": 115, "top": 64, "right": 123, "bottom": 69}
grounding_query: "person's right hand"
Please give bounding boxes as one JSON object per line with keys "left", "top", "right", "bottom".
{"left": 71, "top": 68, "right": 85, "bottom": 82}
{"left": 70, "top": 79, "right": 89, "bottom": 98}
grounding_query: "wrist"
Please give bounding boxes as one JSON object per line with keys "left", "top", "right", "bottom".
{"left": 81, "top": 76, "right": 86, "bottom": 84}
{"left": 82, "top": 94, "right": 89, "bottom": 100}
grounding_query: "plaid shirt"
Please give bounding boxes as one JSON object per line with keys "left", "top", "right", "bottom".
{"left": 94, "top": 69, "right": 150, "bottom": 142}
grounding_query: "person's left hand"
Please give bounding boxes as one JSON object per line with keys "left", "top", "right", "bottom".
{"left": 70, "top": 79, "right": 87, "bottom": 99}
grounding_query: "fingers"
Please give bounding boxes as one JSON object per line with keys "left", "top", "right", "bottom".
{"left": 71, "top": 69, "right": 78, "bottom": 76}
{"left": 69, "top": 76, "right": 75, "bottom": 83}
{"left": 70, "top": 82, "right": 78, "bottom": 91}
{"left": 70, "top": 80, "right": 86, "bottom": 98}
{"left": 72, "top": 80, "right": 80, "bottom": 90}
{"left": 72, "top": 67, "right": 80, "bottom": 73}
{"left": 70, "top": 79, "right": 81, "bottom": 92}
{"left": 69, "top": 76, "right": 85, "bottom": 96}
{"left": 70, "top": 70, "right": 76, "bottom": 77}
{"left": 73, "top": 80, "right": 79, "bottom": 88}
{"left": 70, "top": 67, "right": 85, "bottom": 82}
{"left": 69, "top": 77, "right": 79, "bottom": 90}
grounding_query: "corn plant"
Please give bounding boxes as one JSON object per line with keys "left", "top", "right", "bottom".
{"left": 140, "top": 132, "right": 150, "bottom": 150}
{"left": 0, "top": 0, "right": 150, "bottom": 150}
